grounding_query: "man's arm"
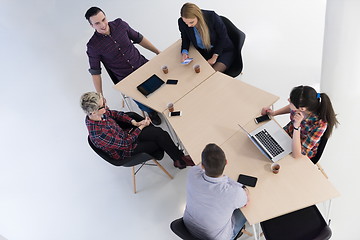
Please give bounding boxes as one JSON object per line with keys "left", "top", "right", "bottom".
{"left": 242, "top": 186, "right": 250, "bottom": 206}
{"left": 138, "top": 37, "right": 160, "bottom": 55}
{"left": 92, "top": 74, "right": 103, "bottom": 94}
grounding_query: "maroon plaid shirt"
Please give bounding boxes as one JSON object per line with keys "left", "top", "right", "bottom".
{"left": 86, "top": 109, "right": 141, "bottom": 160}
{"left": 283, "top": 110, "right": 327, "bottom": 158}
{"left": 86, "top": 18, "right": 148, "bottom": 83}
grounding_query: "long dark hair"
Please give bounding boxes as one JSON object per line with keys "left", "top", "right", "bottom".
{"left": 290, "top": 85, "right": 339, "bottom": 138}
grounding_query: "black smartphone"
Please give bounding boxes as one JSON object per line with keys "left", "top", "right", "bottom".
{"left": 166, "top": 79, "right": 178, "bottom": 85}
{"left": 254, "top": 114, "right": 271, "bottom": 124}
{"left": 169, "top": 111, "right": 182, "bottom": 117}
{"left": 237, "top": 174, "right": 258, "bottom": 187}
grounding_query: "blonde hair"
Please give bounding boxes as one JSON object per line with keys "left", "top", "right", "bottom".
{"left": 80, "top": 92, "right": 102, "bottom": 115}
{"left": 181, "top": 3, "right": 211, "bottom": 50}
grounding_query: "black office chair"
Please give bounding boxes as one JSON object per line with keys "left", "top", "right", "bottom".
{"left": 311, "top": 129, "right": 329, "bottom": 164}
{"left": 260, "top": 205, "right": 332, "bottom": 240}
{"left": 87, "top": 112, "right": 173, "bottom": 193}
{"left": 170, "top": 217, "right": 201, "bottom": 240}
{"left": 220, "top": 16, "right": 246, "bottom": 78}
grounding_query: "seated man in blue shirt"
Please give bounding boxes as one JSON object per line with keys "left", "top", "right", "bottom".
{"left": 184, "top": 143, "right": 249, "bottom": 240}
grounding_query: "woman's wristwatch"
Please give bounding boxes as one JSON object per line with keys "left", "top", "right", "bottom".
{"left": 293, "top": 126, "right": 301, "bottom": 131}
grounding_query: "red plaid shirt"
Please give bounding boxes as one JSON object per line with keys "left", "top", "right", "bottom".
{"left": 86, "top": 109, "right": 141, "bottom": 160}
{"left": 283, "top": 110, "right": 327, "bottom": 158}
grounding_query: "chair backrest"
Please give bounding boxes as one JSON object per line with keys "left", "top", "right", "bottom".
{"left": 88, "top": 136, "right": 164, "bottom": 167}
{"left": 88, "top": 136, "right": 124, "bottom": 166}
{"left": 310, "top": 129, "right": 329, "bottom": 164}
{"left": 170, "top": 218, "right": 201, "bottom": 240}
{"left": 220, "top": 16, "right": 246, "bottom": 77}
{"left": 260, "top": 205, "right": 331, "bottom": 240}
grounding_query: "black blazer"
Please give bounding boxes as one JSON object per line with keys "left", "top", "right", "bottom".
{"left": 178, "top": 10, "right": 233, "bottom": 56}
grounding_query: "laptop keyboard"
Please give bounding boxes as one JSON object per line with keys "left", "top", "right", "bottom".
{"left": 255, "top": 129, "right": 284, "bottom": 157}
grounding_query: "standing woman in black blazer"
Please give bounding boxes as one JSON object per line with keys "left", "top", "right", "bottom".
{"left": 178, "top": 3, "right": 234, "bottom": 72}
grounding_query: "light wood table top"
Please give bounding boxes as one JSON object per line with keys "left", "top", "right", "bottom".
{"left": 221, "top": 122, "right": 340, "bottom": 225}
{"left": 114, "top": 40, "right": 215, "bottom": 112}
{"left": 164, "top": 72, "right": 279, "bottom": 164}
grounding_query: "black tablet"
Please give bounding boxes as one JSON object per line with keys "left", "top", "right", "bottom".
{"left": 137, "top": 74, "right": 165, "bottom": 97}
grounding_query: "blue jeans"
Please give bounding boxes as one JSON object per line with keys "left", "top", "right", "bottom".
{"left": 231, "top": 209, "right": 247, "bottom": 240}
{"left": 134, "top": 100, "right": 154, "bottom": 113}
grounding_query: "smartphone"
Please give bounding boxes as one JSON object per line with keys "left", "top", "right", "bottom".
{"left": 237, "top": 174, "right": 258, "bottom": 187}
{"left": 166, "top": 79, "right": 178, "bottom": 85}
{"left": 254, "top": 114, "right": 271, "bottom": 124}
{"left": 169, "top": 111, "right": 182, "bottom": 117}
{"left": 181, "top": 58, "right": 193, "bottom": 65}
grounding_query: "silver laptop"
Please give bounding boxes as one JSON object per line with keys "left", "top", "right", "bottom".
{"left": 238, "top": 120, "right": 292, "bottom": 162}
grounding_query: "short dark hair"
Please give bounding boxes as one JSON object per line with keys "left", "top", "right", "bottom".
{"left": 201, "top": 143, "right": 226, "bottom": 177}
{"left": 85, "top": 7, "right": 104, "bottom": 23}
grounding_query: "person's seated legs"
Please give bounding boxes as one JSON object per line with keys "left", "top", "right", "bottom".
{"left": 134, "top": 100, "right": 161, "bottom": 125}
{"left": 232, "top": 209, "right": 247, "bottom": 239}
{"left": 132, "top": 124, "right": 194, "bottom": 169}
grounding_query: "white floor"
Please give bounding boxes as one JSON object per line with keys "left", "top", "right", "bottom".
{"left": 1, "top": 1, "right": 358, "bottom": 239}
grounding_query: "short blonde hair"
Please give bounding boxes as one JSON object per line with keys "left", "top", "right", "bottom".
{"left": 181, "top": 3, "right": 211, "bottom": 50}
{"left": 80, "top": 92, "right": 101, "bottom": 115}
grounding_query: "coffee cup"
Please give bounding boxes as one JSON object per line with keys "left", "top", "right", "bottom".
{"left": 271, "top": 163, "right": 280, "bottom": 174}
{"left": 167, "top": 103, "right": 174, "bottom": 112}
{"left": 193, "top": 64, "right": 200, "bottom": 73}
{"left": 161, "top": 65, "right": 168, "bottom": 74}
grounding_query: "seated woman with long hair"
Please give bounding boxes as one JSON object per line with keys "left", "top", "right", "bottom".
{"left": 262, "top": 85, "right": 339, "bottom": 163}
{"left": 178, "top": 2, "right": 234, "bottom": 72}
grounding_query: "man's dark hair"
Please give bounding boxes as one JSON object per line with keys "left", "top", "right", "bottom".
{"left": 85, "top": 7, "right": 104, "bottom": 23}
{"left": 201, "top": 143, "right": 226, "bottom": 177}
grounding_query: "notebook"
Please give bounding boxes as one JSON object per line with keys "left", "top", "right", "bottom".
{"left": 137, "top": 74, "right": 165, "bottom": 97}
{"left": 238, "top": 120, "right": 292, "bottom": 162}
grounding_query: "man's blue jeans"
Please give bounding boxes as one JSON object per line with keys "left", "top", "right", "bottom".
{"left": 134, "top": 100, "right": 154, "bottom": 113}
{"left": 231, "top": 209, "right": 247, "bottom": 240}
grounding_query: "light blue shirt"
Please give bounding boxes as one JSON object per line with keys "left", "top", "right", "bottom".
{"left": 184, "top": 166, "right": 247, "bottom": 240}
{"left": 181, "top": 28, "right": 213, "bottom": 55}
{"left": 193, "top": 27, "right": 206, "bottom": 49}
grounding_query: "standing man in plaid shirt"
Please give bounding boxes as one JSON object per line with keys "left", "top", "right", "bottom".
{"left": 85, "top": 6, "right": 162, "bottom": 125}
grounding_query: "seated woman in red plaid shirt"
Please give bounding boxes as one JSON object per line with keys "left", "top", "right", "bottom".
{"left": 80, "top": 92, "right": 194, "bottom": 169}
{"left": 261, "top": 85, "right": 339, "bottom": 162}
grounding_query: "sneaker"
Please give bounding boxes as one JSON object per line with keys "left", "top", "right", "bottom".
{"left": 174, "top": 160, "right": 186, "bottom": 169}
{"left": 148, "top": 111, "right": 161, "bottom": 125}
{"left": 181, "top": 155, "right": 195, "bottom": 166}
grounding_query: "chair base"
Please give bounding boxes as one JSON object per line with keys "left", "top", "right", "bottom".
{"left": 132, "top": 159, "right": 173, "bottom": 193}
